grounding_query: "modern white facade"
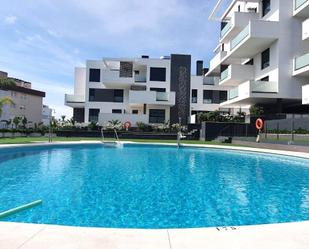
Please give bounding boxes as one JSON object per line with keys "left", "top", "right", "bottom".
{"left": 65, "top": 55, "right": 229, "bottom": 126}
{"left": 207, "top": 0, "right": 309, "bottom": 114}
{"left": 42, "top": 105, "right": 52, "bottom": 125}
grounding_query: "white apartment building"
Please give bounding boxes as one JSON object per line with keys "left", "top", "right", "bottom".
{"left": 65, "top": 55, "right": 229, "bottom": 126}
{"left": 207, "top": 0, "right": 309, "bottom": 114}
{"left": 0, "top": 71, "right": 46, "bottom": 126}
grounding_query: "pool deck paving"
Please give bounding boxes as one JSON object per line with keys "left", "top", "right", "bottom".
{"left": 0, "top": 221, "right": 308, "bottom": 249}
{"left": 0, "top": 142, "right": 308, "bottom": 249}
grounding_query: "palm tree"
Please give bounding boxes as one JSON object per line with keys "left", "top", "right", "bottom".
{"left": 21, "top": 116, "right": 28, "bottom": 128}
{"left": 13, "top": 116, "right": 21, "bottom": 129}
{"left": 0, "top": 97, "right": 14, "bottom": 117}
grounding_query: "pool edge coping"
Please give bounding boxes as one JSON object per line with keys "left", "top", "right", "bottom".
{"left": 0, "top": 140, "right": 308, "bottom": 159}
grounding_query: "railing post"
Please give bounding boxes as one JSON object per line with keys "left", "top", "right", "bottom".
{"left": 277, "top": 122, "right": 279, "bottom": 141}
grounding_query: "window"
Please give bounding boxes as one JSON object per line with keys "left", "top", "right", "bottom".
{"left": 89, "top": 89, "right": 123, "bottom": 102}
{"left": 149, "top": 109, "right": 165, "bottom": 123}
{"left": 132, "top": 110, "right": 138, "bottom": 114}
{"left": 88, "top": 109, "right": 100, "bottom": 122}
{"left": 150, "top": 88, "right": 166, "bottom": 92}
{"left": 89, "top": 69, "right": 100, "bottom": 82}
{"left": 192, "top": 89, "right": 198, "bottom": 103}
{"left": 150, "top": 67, "right": 166, "bottom": 81}
{"left": 219, "top": 91, "right": 228, "bottom": 103}
{"left": 260, "top": 76, "right": 269, "bottom": 81}
{"left": 89, "top": 89, "right": 95, "bottom": 101}
{"left": 245, "top": 58, "right": 254, "bottom": 65}
{"left": 261, "top": 48, "right": 270, "bottom": 70}
{"left": 112, "top": 109, "right": 122, "bottom": 114}
{"left": 262, "top": 0, "right": 271, "bottom": 17}
{"left": 203, "top": 90, "right": 213, "bottom": 104}
{"left": 114, "top": 90, "right": 124, "bottom": 102}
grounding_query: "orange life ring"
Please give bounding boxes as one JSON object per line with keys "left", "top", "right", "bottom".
{"left": 124, "top": 121, "right": 132, "bottom": 129}
{"left": 255, "top": 118, "right": 264, "bottom": 130}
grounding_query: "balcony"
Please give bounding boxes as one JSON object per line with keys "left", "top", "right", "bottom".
{"left": 222, "top": 80, "right": 279, "bottom": 106}
{"left": 220, "top": 12, "right": 259, "bottom": 43}
{"left": 134, "top": 74, "right": 147, "bottom": 83}
{"left": 98, "top": 113, "right": 148, "bottom": 126}
{"left": 294, "top": 0, "right": 309, "bottom": 17}
{"left": 64, "top": 94, "right": 85, "bottom": 108}
{"left": 228, "top": 20, "right": 279, "bottom": 58}
{"left": 128, "top": 90, "right": 176, "bottom": 106}
{"left": 293, "top": 53, "right": 309, "bottom": 76}
{"left": 208, "top": 50, "right": 228, "bottom": 76}
{"left": 219, "top": 64, "right": 254, "bottom": 86}
{"left": 302, "top": 18, "right": 309, "bottom": 40}
{"left": 303, "top": 84, "right": 309, "bottom": 104}
{"left": 102, "top": 70, "right": 134, "bottom": 87}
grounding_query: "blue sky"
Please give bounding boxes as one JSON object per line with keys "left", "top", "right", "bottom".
{"left": 0, "top": 0, "right": 228, "bottom": 118}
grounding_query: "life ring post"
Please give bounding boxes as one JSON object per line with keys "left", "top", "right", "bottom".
{"left": 255, "top": 118, "right": 264, "bottom": 143}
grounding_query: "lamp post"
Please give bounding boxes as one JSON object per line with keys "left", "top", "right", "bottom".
{"left": 48, "top": 109, "right": 55, "bottom": 143}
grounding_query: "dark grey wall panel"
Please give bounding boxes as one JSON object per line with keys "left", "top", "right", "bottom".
{"left": 170, "top": 54, "right": 191, "bottom": 125}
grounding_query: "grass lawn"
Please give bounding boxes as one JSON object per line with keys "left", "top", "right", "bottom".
{"left": 0, "top": 136, "right": 239, "bottom": 146}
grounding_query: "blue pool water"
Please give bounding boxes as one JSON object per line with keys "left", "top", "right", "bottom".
{"left": 0, "top": 144, "right": 308, "bottom": 228}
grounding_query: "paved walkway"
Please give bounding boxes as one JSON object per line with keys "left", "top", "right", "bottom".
{"left": 233, "top": 140, "right": 309, "bottom": 153}
{"left": 0, "top": 221, "right": 308, "bottom": 249}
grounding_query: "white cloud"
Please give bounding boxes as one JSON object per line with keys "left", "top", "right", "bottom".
{"left": 4, "top": 15, "right": 17, "bottom": 25}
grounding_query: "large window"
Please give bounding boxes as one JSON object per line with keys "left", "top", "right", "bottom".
{"left": 89, "top": 89, "right": 123, "bottom": 102}
{"left": 88, "top": 109, "right": 100, "bottom": 122}
{"left": 89, "top": 69, "right": 100, "bottom": 82}
{"left": 114, "top": 90, "right": 124, "bottom": 102}
{"left": 203, "top": 90, "right": 213, "bottom": 104}
{"left": 261, "top": 48, "right": 270, "bottom": 70}
{"left": 262, "top": 0, "right": 271, "bottom": 17}
{"left": 149, "top": 109, "right": 165, "bottom": 123}
{"left": 192, "top": 89, "right": 198, "bottom": 103}
{"left": 219, "top": 91, "right": 228, "bottom": 103}
{"left": 150, "top": 67, "right": 166, "bottom": 82}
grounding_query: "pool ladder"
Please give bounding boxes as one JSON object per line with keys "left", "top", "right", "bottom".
{"left": 177, "top": 131, "right": 186, "bottom": 148}
{"left": 101, "top": 128, "right": 122, "bottom": 147}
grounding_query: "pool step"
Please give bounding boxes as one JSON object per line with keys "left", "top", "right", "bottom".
{"left": 102, "top": 141, "right": 123, "bottom": 148}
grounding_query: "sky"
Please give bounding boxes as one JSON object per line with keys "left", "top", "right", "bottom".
{"left": 0, "top": 0, "right": 229, "bottom": 118}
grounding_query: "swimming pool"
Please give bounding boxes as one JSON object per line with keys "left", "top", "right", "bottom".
{"left": 0, "top": 143, "right": 308, "bottom": 229}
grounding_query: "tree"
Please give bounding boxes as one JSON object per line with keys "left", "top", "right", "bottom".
{"left": 250, "top": 105, "right": 264, "bottom": 117}
{"left": 107, "top": 120, "right": 122, "bottom": 130}
{"left": 0, "top": 96, "right": 14, "bottom": 117}
{"left": 13, "top": 116, "right": 21, "bottom": 129}
{"left": 21, "top": 116, "right": 28, "bottom": 128}
{"left": 61, "top": 115, "right": 66, "bottom": 122}
{"left": 0, "top": 78, "right": 16, "bottom": 88}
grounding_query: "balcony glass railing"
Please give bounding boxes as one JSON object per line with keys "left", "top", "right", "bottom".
{"left": 134, "top": 75, "right": 147, "bottom": 83}
{"left": 221, "top": 21, "right": 232, "bottom": 38}
{"left": 295, "top": 53, "right": 309, "bottom": 70}
{"left": 230, "top": 24, "right": 249, "bottom": 50}
{"left": 251, "top": 81, "right": 278, "bottom": 93}
{"left": 295, "top": 0, "right": 308, "bottom": 10}
{"left": 203, "top": 77, "right": 215, "bottom": 85}
{"left": 156, "top": 92, "right": 169, "bottom": 101}
{"left": 229, "top": 87, "right": 239, "bottom": 100}
{"left": 65, "top": 94, "right": 85, "bottom": 103}
{"left": 220, "top": 68, "right": 229, "bottom": 81}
